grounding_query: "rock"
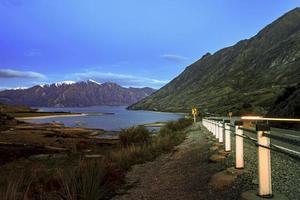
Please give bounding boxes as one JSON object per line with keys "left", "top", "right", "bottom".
{"left": 209, "top": 146, "right": 219, "bottom": 151}
{"left": 218, "top": 150, "right": 230, "bottom": 157}
{"left": 29, "top": 153, "right": 67, "bottom": 159}
{"left": 209, "top": 154, "right": 226, "bottom": 162}
{"left": 226, "top": 167, "right": 245, "bottom": 176}
{"left": 208, "top": 169, "right": 238, "bottom": 189}
{"left": 84, "top": 154, "right": 103, "bottom": 158}
{"left": 241, "top": 190, "right": 288, "bottom": 200}
{"left": 252, "top": 178, "right": 258, "bottom": 185}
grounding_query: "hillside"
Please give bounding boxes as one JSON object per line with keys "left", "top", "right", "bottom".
{"left": 0, "top": 80, "right": 155, "bottom": 107}
{"left": 129, "top": 8, "right": 300, "bottom": 116}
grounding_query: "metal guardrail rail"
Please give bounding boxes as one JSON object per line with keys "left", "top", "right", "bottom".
{"left": 202, "top": 117, "right": 300, "bottom": 198}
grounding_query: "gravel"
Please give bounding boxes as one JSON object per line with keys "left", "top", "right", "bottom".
{"left": 112, "top": 123, "right": 300, "bottom": 200}
{"left": 224, "top": 127, "right": 300, "bottom": 199}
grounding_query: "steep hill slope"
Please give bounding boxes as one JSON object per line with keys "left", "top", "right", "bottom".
{"left": 0, "top": 80, "right": 155, "bottom": 107}
{"left": 129, "top": 8, "right": 300, "bottom": 116}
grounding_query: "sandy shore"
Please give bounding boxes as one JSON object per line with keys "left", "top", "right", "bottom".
{"left": 142, "top": 122, "right": 166, "bottom": 127}
{"left": 16, "top": 113, "right": 88, "bottom": 120}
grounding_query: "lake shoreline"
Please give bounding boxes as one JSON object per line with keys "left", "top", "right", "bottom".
{"left": 16, "top": 113, "right": 88, "bottom": 120}
{"left": 24, "top": 106, "right": 184, "bottom": 131}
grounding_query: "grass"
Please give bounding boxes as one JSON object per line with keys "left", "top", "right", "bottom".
{"left": 119, "top": 126, "right": 150, "bottom": 147}
{"left": 58, "top": 160, "right": 108, "bottom": 200}
{"left": 0, "top": 118, "right": 193, "bottom": 200}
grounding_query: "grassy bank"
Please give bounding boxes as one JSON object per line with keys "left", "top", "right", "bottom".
{"left": 0, "top": 118, "right": 193, "bottom": 200}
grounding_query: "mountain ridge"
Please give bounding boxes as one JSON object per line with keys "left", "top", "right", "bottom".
{"left": 129, "top": 8, "right": 300, "bottom": 116}
{"left": 0, "top": 80, "right": 156, "bottom": 107}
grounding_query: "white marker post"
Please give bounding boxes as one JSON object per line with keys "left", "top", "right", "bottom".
{"left": 215, "top": 121, "right": 219, "bottom": 139}
{"left": 235, "top": 121, "right": 244, "bottom": 169}
{"left": 256, "top": 123, "right": 272, "bottom": 197}
{"left": 211, "top": 121, "right": 216, "bottom": 136}
{"left": 218, "top": 122, "right": 224, "bottom": 143}
{"left": 224, "top": 120, "right": 231, "bottom": 152}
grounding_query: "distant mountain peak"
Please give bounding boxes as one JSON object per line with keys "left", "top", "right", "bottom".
{"left": 0, "top": 80, "right": 156, "bottom": 107}
{"left": 39, "top": 80, "right": 76, "bottom": 88}
{"left": 54, "top": 80, "right": 76, "bottom": 87}
{"left": 86, "top": 79, "right": 102, "bottom": 85}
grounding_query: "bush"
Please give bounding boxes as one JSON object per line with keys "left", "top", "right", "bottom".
{"left": 119, "top": 126, "right": 150, "bottom": 146}
{"left": 165, "top": 118, "right": 193, "bottom": 132}
{"left": 110, "top": 145, "right": 156, "bottom": 170}
{"left": 159, "top": 127, "right": 173, "bottom": 137}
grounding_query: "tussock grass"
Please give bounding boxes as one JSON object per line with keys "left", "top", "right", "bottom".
{"left": 1, "top": 118, "right": 192, "bottom": 200}
{"left": 119, "top": 126, "right": 150, "bottom": 146}
{"left": 58, "top": 160, "right": 107, "bottom": 200}
{"left": 0, "top": 172, "right": 32, "bottom": 200}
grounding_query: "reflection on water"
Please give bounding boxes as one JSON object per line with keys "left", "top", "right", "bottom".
{"left": 28, "top": 106, "right": 184, "bottom": 131}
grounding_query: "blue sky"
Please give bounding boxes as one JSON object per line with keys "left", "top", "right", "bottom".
{"left": 0, "top": 0, "right": 299, "bottom": 89}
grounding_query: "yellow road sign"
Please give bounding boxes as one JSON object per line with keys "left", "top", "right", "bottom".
{"left": 192, "top": 108, "right": 198, "bottom": 115}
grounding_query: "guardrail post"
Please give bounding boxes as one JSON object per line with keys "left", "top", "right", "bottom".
{"left": 224, "top": 120, "right": 231, "bottom": 151}
{"left": 213, "top": 121, "right": 216, "bottom": 137}
{"left": 235, "top": 121, "right": 244, "bottom": 169}
{"left": 256, "top": 122, "right": 272, "bottom": 198}
{"left": 218, "top": 121, "right": 224, "bottom": 143}
{"left": 216, "top": 121, "right": 220, "bottom": 139}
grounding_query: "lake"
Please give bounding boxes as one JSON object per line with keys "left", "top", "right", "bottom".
{"left": 27, "top": 106, "right": 184, "bottom": 131}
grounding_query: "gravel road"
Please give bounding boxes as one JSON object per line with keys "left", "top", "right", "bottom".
{"left": 113, "top": 124, "right": 244, "bottom": 200}
{"left": 112, "top": 122, "right": 300, "bottom": 200}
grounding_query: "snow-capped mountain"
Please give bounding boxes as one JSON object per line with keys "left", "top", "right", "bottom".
{"left": 0, "top": 80, "right": 156, "bottom": 107}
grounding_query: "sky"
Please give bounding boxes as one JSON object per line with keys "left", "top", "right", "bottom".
{"left": 0, "top": 0, "right": 299, "bottom": 90}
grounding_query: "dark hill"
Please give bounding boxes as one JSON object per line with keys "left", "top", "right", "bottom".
{"left": 129, "top": 8, "right": 300, "bottom": 116}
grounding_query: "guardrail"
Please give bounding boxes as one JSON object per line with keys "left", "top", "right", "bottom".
{"left": 202, "top": 117, "right": 300, "bottom": 198}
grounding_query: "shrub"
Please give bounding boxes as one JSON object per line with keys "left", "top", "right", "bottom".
{"left": 110, "top": 145, "right": 155, "bottom": 170}
{"left": 165, "top": 118, "right": 193, "bottom": 132}
{"left": 119, "top": 126, "right": 150, "bottom": 146}
{"left": 159, "top": 127, "right": 172, "bottom": 137}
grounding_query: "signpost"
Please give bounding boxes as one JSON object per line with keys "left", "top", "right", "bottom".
{"left": 192, "top": 107, "right": 198, "bottom": 123}
{"left": 228, "top": 111, "right": 232, "bottom": 122}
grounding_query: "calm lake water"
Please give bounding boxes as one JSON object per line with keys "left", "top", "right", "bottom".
{"left": 27, "top": 106, "right": 184, "bottom": 131}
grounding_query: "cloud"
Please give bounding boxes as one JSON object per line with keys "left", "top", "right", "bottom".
{"left": 25, "top": 49, "right": 42, "bottom": 57}
{"left": 72, "top": 71, "right": 169, "bottom": 88}
{"left": 0, "top": 0, "right": 24, "bottom": 7}
{"left": 0, "top": 69, "right": 46, "bottom": 79}
{"left": 0, "top": 86, "right": 28, "bottom": 91}
{"left": 161, "top": 54, "right": 188, "bottom": 63}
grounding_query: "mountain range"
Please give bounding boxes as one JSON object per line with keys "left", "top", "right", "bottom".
{"left": 129, "top": 8, "right": 300, "bottom": 117}
{"left": 0, "top": 80, "right": 156, "bottom": 107}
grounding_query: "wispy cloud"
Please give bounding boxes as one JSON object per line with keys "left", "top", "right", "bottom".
{"left": 0, "top": 69, "right": 46, "bottom": 79}
{"left": 161, "top": 54, "right": 188, "bottom": 63}
{"left": 0, "top": 0, "right": 24, "bottom": 7}
{"left": 25, "top": 49, "right": 42, "bottom": 57}
{"left": 0, "top": 86, "right": 28, "bottom": 91}
{"left": 71, "top": 71, "right": 169, "bottom": 88}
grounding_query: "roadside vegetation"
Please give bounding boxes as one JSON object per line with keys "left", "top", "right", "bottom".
{"left": 0, "top": 118, "right": 192, "bottom": 200}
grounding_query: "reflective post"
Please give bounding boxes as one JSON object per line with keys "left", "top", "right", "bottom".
{"left": 256, "top": 123, "right": 272, "bottom": 197}
{"left": 224, "top": 120, "right": 231, "bottom": 151}
{"left": 213, "top": 121, "right": 216, "bottom": 137}
{"left": 235, "top": 121, "right": 244, "bottom": 169}
{"left": 216, "top": 121, "right": 219, "bottom": 139}
{"left": 218, "top": 122, "right": 224, "bottom": 143}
